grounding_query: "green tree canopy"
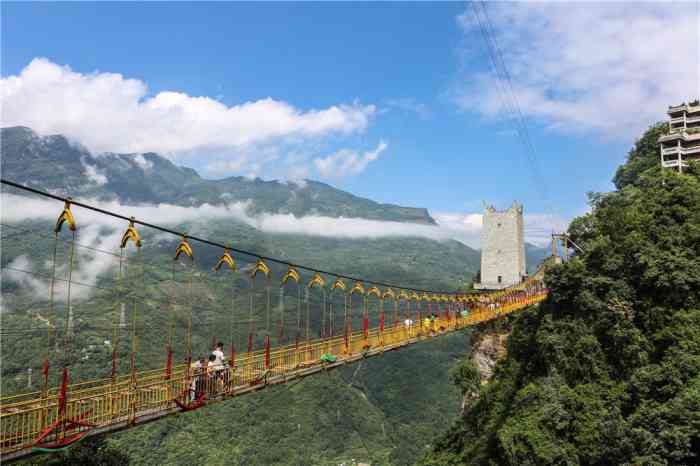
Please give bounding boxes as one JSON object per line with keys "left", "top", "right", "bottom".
{"left": 422, "top": 124, "right": 700, "bottom": 466}
{"left": 613, "top": 122, "right": 667, "bottom": 189}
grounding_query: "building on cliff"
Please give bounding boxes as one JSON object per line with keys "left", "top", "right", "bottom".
{"left": 473, "top": 201, "right": 526, "bottom": 290}
{"left": 659, "top": 100, "right": 700, "bottom": 172}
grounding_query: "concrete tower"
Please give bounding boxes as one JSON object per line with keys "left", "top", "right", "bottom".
{"left": 474, "top": 201, "right": 526, "bottom": 290}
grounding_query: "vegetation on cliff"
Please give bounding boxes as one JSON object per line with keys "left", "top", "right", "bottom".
{"left": 422, "top": 125, "right": 700, "bottom": 465}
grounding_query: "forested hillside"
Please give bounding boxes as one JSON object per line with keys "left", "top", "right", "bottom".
{"left": 421, "top": 124, "right": 700, "bottom": 465}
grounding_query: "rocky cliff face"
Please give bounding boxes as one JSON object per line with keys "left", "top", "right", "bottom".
{"left": 472, "top": 329, "right": 510, "bottom": 384}
{"left": 462, "top": 327, "right": 510, "bottom": 410}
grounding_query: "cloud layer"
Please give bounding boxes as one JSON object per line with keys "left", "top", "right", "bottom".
{"left": 0, "top": 58, "right": 374, "bottom": 154}
{"left": 2, "top": 192, "right": 565, "bottom": 300}
{"left": 456, "top": 3, "right": 700, "bottom": 140}
{"left": 314, "top": 141, "right": 388, "bottom": 178}
{"left": 1, "top": 58, "right": 385, "bottom": 180}
{"left": 0, "top": 192, "right": 473, "bottom": 245}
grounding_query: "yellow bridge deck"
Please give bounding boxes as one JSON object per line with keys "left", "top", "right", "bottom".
{"left": 0, "top": 293, "right": 545, "bottom": 462}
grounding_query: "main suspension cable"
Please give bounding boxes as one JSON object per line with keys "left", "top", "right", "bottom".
{"left": 1, "top": 178, "right": 465, "bottom": 295}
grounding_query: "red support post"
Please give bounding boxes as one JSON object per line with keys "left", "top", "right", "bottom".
{"left": 43, "top": 358, "right": 49, "bottom": 387}
{"left": 58, "top": 367, "right": 69, "bottom": 420}
{"left": 165, "top": 346, "right": 173, "bottom": 380}
{"left": 130, "top": 352, "right": 137, "bottom": 386}
{"left": 111, "top": 349, "right": 117, "bottom": 380}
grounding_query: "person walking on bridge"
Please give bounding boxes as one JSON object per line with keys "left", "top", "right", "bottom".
{"left": 212, "top": 342, "right": 227, "bottom": 390}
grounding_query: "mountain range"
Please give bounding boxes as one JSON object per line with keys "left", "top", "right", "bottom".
{"left": 1, "top": 126, "right": 435, "bottom": 223}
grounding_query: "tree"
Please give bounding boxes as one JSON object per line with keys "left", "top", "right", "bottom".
{"left": 25, "top": 436, "right": 129, "bottom": 466}
{"left": 613, "top": 122, "right": 667, "bottom": 189}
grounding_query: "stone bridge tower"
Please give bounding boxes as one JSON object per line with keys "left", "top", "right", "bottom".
{"left": 474, "top": 201, "right": 526, "bottom": 290}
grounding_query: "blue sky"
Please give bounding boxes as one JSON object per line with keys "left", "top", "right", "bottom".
{"left": 2, "top": 2, "right": 698, "bottom": 244}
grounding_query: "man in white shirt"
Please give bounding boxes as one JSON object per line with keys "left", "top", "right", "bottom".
{"left": 211, "top": 342, "right": 227, "bottom": 394}
{"left": 212, "top": 342, "right": 225, "bottom": 369}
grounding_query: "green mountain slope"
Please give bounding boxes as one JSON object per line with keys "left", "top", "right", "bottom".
{"left": 525, "top": 242, "right": 549, "bottom": 274}
{"left": 421, "top": 124, "right": 700, "bottom": 465}
{"left": 1, "top": 126, "right": 435, "bottom": 223}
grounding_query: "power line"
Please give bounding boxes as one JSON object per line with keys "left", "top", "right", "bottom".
{"left": 469, "top": 1, "right": 558, "bottom": 233}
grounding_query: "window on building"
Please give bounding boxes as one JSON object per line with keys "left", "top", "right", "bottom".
{"left": 497, "top": 275, "right": 502, "bottom": 284}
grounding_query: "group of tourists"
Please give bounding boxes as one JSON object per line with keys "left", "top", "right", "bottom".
{"left": 422, "top": 313, "right": 442, "bottom": 335}
{"left": 182, "top": 286, "right": 547, "bottom": 400}
{"left": 190, "top": 342, "right": 230, "bottom": 400}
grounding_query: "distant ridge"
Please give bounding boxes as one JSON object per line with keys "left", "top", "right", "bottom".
{"left": 1, "top": 126, "right": 436, "bottom": 225}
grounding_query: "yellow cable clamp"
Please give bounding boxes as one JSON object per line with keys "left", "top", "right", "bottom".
{"left": 174, "top": 236, "right": 193, "bottom": 261}
{"left": 307, "top": 272, "right": 325, "bottom": 289}
{"left": 120, "top": 217, "right": 142, "bottom": 249}
{"left": 331, "top": 277, "right": 347, "bottom": 291}
{"left": 250, "top": 259, "right": 270, "bottom": 279}
{"left": 367, "top": 286, "right": 381, "bottom": 298}
{"left": 350, "top": 281, "right": 365, "bottom": 296}
{"left": 213, "top": 248, "right": 236, "bottom": 271}
{"left": 281, "top": 267, "right": 300, "bottom": 284}
{"left": 54, "top": 199, "right": 76, "bottom": 233}
{"left": 382, "top": 288, "right": 396, "bottom": 300}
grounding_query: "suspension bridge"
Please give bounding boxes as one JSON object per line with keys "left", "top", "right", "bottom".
{"left": 0, "top": 179, "right": 551, "bottom": 462}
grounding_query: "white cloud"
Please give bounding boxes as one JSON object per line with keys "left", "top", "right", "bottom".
{"left": 431, "top": 212, "right": 483, "bottom": 247}
{"left": 433, "top": 210, "right": 569, "bottom": 248}
{"left": 314, "top": 141, "right": 388, "bottom": 178}
{"left": 2, "top": 225, "right": 122, "bottom": 302}
{"left": 3, "top": 255, "right": 49, "bottom": 299}
{"left": 385, "top": 98, "right": 431, "bottom": 119}
{"left": 132, "top": 154, "right": 153, "bottom": 172}
{"left": 82, "top": 160, "right": 108, "bottom": 185}
{"left": 1, "top": 191, "right": 457, "bottom": 243}
{"left": 0, "top": 58, "right": 376, "bottom": 172}
{"left": 523, "top": 213, "right": 571, "bottom": 247}
{"left": 456, "top": 3, "right": 700, "bottom": 140}
{"left": 2, "top": 193, "right": 565, "bottom": 254}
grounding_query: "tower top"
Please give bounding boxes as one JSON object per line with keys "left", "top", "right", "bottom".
{"left": 483, "top": 201, "right": 523, "bottom": 214}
